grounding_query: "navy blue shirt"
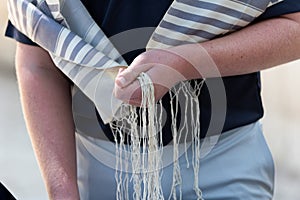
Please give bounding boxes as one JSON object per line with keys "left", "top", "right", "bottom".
{"left": 5, "top": 0, "right": 300, "bottom": 142}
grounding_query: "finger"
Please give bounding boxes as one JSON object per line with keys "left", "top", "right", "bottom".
{"left": 115, "top": 68, "right": 138, "bottom": 88}
{"left": 114, "top": 67, "right": 127, "bottom": 87}
{"left": 115, "top": 63, "right": 153, "bottom": 88}
{"left": 114, "top": 79, "right": 142, "bottom": 106}
{"left": 118, "top": 67, "right": 125, "bottom": 73}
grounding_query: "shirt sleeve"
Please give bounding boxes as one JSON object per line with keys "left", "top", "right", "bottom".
{"left": 256, "top": 0, "right": 300, "bottom": 21}
{"left": 4, "top": 0, "right": 300, "bottom": 44}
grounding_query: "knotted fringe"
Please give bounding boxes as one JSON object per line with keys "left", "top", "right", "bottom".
{"left": 110, "top": 72, "right": 164, "bottom": 200}
{"left": 7, "top": 0, "right": 283, "bottom": 199}
{"left": 110, "top": 75, "right": 205, "bottom": 200}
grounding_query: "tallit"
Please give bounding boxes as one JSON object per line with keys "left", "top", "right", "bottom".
{"left": 7, "top": 0, "right": 283, "bottom": 199}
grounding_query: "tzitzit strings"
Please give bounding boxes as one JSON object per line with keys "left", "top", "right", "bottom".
{"left": 7, "top": 0, "right": 283, "bottom": 199}
{"left": 111, "top": 72, "right": 165, "bottom": 200}
{"left": 110, "top": 73, "right": 205, "bottom": 200}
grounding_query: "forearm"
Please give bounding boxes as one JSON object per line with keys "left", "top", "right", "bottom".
{"left": 115, "top": 13, "right": 300, "bottom": 104}
{"left": 173, "top": 12, "right": 300, "bottom": 79}
{"left": 15, "top": 44, "right": 79, "bottom": 200}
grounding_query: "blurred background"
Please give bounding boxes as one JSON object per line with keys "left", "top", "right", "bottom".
{"left": 0, "top": 1, "right": 299, "bottom": 199}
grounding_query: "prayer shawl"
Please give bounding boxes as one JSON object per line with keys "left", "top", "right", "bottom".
{"left": 8, "top": 0, "right": 283, "bottom": 199}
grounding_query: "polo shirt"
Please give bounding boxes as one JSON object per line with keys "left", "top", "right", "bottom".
{"left": 5, "top": 0, "right": 300, "bottom": 143}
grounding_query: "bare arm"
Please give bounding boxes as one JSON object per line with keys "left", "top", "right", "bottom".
{"left": 114, "top": 12, "right": 300, "bottom": 104}
{"left": 15, "top": 43, "right": 79, "bottom": 200}
{"left": 189, "top": 12, "right": 300, "bottom": 77}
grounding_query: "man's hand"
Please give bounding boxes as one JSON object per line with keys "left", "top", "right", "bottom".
{"left": 113, "top": 11, "right": 300, "bottom": 106}
{"left": 113, "top": 49, "right": 188, "bottom": 106}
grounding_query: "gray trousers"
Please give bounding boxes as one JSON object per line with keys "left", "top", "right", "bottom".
{"left": 76, "top": 122, "right": 274, "bottom": 200}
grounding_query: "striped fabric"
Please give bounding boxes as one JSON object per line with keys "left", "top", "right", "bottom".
{"left": 8, "top": 0, "right": 127, "bottom": 123}
{"left": 8, "top": 0, "right": 283, "bottom": 199}
{"left": 7, "top": 0, "right": 283, "bottom": 124}
{"left": 147, "top": 0, "right": 283, "bottom": 48}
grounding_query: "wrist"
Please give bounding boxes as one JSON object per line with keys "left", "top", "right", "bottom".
{"left": 166, "top": 45, "right": 203, "bottom": 80}
{"left": 47, "top": 180, "right": 80, "bottom": 200}
{"left": 49, "top": 188, "right": 80, "bottom": 200}
{"left": 168, "top": 43, "right": 219, "bottom": 79}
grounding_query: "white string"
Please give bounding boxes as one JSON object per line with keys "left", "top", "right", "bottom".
{"left": 110, "top": 75, "right": 205, "bottom": 200}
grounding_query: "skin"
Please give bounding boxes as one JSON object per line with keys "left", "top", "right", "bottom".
{"left": 15, "top": 12, "right": 300, "bottom": 199}
{"left": 114, "top": 12, "right": 300, "bottom": 106}
{"left": 16, "top": 44, "right": 80, "bottom": 200}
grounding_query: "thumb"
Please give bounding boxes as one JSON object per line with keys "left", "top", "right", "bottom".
{"left": 115, "top": 63, "right": 152, "bottom": 88}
